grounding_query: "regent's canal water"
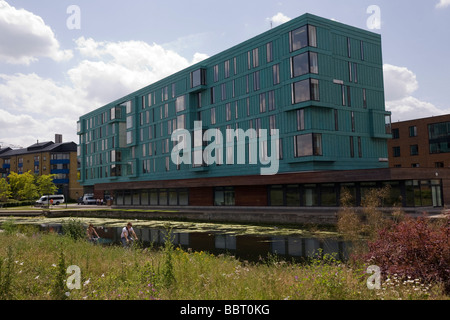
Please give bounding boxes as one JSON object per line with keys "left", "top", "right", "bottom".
{"left": 2, "top": 217, "right": 353, "bottom": 262}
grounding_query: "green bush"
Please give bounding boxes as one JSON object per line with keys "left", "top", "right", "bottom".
{"left": 62, "top": 219, "right": 86, "bottom": 241}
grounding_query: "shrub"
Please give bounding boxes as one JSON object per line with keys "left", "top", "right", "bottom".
{"left": 62, "top": 219, "right": 86, "bottom": 241}
{"left": 363, "top": 215, "right": 449, "bottom": 294}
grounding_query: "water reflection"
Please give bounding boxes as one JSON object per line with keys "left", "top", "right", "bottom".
{"left": 40, "top": 223, "right": 351, "bottom": 262}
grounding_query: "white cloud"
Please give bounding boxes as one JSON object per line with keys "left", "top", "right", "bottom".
{"left": 383, "top": 64, "right": 418, "bottom": 101}
{"left": 0, "top": 0, "right": 72, "bottom": 64}
{"left": 267, "top": 13, "right": 291, "bottom": 27}
{"left": 0, "top": 73, "right": 91, "bottom": 146}
{"left": 436, "top": 0, "right": 450, "bottom": 8}
{"left": 383, "top": 64, "right": 450, "bottom": 121}
{"left": 71, "top": 37, "right": 208, "bottom": 103}
{"left": 0, "top": 36, "right": 209, "bottom": 147}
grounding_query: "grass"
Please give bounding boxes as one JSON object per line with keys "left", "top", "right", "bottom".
{"left": 0, "top": 221, "right": 448, "bottom": 300}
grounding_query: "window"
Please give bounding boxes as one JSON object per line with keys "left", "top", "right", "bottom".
{"left": 294, "top": 133, "right": 322, "bottom": 157}
{"left": 290, "top": 25, "right": 317, "bottom": 52}
{"left": 224, "top": 60, "right": 230, "bottom": 78}
{"left": 226, "top": 103, "right": 232, "bottom": 121}
{"left": 363, "top": 88, "right": 367, "bottom": 108}
{"left": 435, "top": 162, "right": 444, "bottom": 168}
{"left": 429, "top": 121, "right": 450, "bottom": 154}
{"left": 351, "top": 111, "right": 355, "bottom": 132}
{"left": 259, "top": 93, "right": 266, "bottom": 113}
{"left": 176, "top": 95, "right": 186, "bottom": 113}
{"left": 269, "top": 115, "right": 277, "bottom": 135}
{"left": 210, "top": 87, "right": 216, "bottom": 104}
{"left": 272, "top": 64, "right": 280, "bottom": 85}
{"left": 393, "top": 146, "right": 401, "bottom": 157}
{"left": 126, "top": 132, "right": 133, "bottom": 144}
{"left": 221, "top": 83, "right": 227, "bottom": 101}
{"left": 252, "top": 48, "right": 259, "bottom": 68}
{"left": 311, "top": 79, "right": 320, "bottom": 101}
{"left": 292, "top": 79, "right": 319, "bottom": 104}
{"left": 392, "top": 128, "right": 400, "bottom": 139}
{"left": 410, "top": 145, "right": 419, "bottom": 156}
{"left": 253, "top": 71, "right": 260, "bottom": 91}
{"left": 211, "top": 107, "right": 216, "bottom": 125}
{"left": 291, "top": 52, "right": 318, "bottom": 77}
{"left": 177, "top": 114, "right": 185, "bottom": 129}
{"left": 360, "top": 40, "right": 365, "bottom": 61}
{"left": 297, "top": 109, "right": 305, "bottom": 131}
{"left": 341, "top": 85, "right": 346, "bottom": 106}
{"left": 358, "top": 137, "right": 362, "bottom": 158}
{"left": 334, "top": 109, "right": 339, "bottom": 131}
{"left": 165, "top": 157, "right": 170, "bottom": 171}
{"left": 409, "top": 126, "right": 418, "bottom": 137}
{"left": 162, "top": 86, "right": 169, "bottom": 101}
{"left": 124, "top": 101, "right": 132, "bottom": 114}
{"left": 347, "top": 37, "right": 351, "bottom": 58}
{"left": 350, "top": 136, "right": 354, "bottom": 158}
{"left": 309, "top": 25, "right": 317, "bottom": 47}
{"left": 385, "top": 115, "right": 392, "bottom": 134}
{"left": 213, "top": 64, "right": 219, "bottom": 82}
{"left": 268, "top": 90, "right": 275, "bottom": 111}
{"left": 126, "top": 116, "right": 133, "bottom": 129}
{"left": 266, "top": 42, "right": 273, "bottom": 62}
{"left": 191, "top": 68, "right": 206, "bottom": 88}
{"left": 214, "top": 187, "right": 235, "bottom": 206}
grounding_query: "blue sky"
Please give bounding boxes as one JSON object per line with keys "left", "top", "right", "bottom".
{"left": 0, "top": 0, "right": 449, "bottom": 147}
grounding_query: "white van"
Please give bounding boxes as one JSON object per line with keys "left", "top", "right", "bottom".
{"left": 36, "top": 195, "right": 65, "bottom": 206}
{"left": 82, "top": 194, "right": 97, "bottom": 205}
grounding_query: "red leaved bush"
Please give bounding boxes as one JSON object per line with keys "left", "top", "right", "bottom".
{"left": 363, "top": 215, "right": 450, "bottom": 293}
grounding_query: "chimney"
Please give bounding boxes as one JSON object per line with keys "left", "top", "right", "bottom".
{"left": 55, "top": 134, "right": 63, "bottom": 144}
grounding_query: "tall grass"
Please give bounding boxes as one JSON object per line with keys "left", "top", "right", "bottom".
{"left": 0, "top": 220, "right": 448, "bottom": 300}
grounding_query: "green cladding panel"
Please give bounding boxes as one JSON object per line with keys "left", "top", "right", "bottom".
{"left": 77, "top": 13, "right": 390, "bottom": 186}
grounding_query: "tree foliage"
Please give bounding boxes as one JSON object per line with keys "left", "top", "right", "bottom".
{"left": 2, "top": 171, "right": 58, "bottom": 201}
{"left": 0, "top": 178, "right": 11, "bottom": 202}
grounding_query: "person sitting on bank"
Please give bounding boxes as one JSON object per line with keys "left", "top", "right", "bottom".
{"left": 121, "top": 222, "right": 138, "bottom": 247}
{"left": 87, "top": 223, "right": 100, "bottom": 243}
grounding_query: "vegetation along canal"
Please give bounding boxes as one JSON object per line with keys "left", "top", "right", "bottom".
{"left": 0, "top": 216, "right": 350, "bottom": 262}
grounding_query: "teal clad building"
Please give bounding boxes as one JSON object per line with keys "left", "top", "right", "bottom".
{"left": 78, "top": 13, "right": 439, "bottom": 209}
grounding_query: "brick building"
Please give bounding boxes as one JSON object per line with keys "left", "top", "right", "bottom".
{"left": 0, "top": 135, "right": 82, "bottom": 200}
{"left": 388, "top": 114, "right": 450, "bottom": 169}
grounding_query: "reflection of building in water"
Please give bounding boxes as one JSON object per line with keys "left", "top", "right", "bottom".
{"left": 97, "top": 225, "right": 349, "bottom": 261}
{"left": 271, "top": 237, "right": 350, "bottom": 260}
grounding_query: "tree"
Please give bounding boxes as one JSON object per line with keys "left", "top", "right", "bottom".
{"left": 8, "top": 171, "right": 39, "bottom": 201}
{"left": 0, "top": 178, "right": 11, "bottom": 202}
{"left": 37, "top": 174, "right": 57, "bottom": 197}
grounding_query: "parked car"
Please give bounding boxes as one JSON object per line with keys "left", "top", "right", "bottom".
{"left": 82, "top": 194, "right": 97, "bottom": 205}
{"left": 36, "top": 195, "right": 65, "bottom": 206}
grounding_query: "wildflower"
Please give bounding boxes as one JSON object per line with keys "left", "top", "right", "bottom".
{"left": 83, "top": 278, "right": 90, "bottom": 286}
{"left": 35, "top": 275, "right": 39, "bottom": 280}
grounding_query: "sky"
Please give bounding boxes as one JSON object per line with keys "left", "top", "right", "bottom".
{"left": 0, "top": 0, "right": 449, "bottom": 148}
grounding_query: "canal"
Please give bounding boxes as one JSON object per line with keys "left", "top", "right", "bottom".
{"left": 2, "top": 216, "right": 352, "bottom": 262}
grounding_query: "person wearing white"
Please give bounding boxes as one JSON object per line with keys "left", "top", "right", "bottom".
{"left": 121, "top": 222, "right": 138, "bottom": 247}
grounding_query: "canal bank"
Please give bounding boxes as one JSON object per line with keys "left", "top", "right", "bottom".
{"left": 0, "top": 205, "right": 447, "bottom": 225}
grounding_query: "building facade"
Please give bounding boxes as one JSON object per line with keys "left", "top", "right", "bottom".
{"left": 388, "top": 114, "right": 450, "bottom": 169}
{"left": 77, "top": 13, "right": 447, "bottom": 208}
{"left": 0, "top": 138, "right": 82, "bottom": 200}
